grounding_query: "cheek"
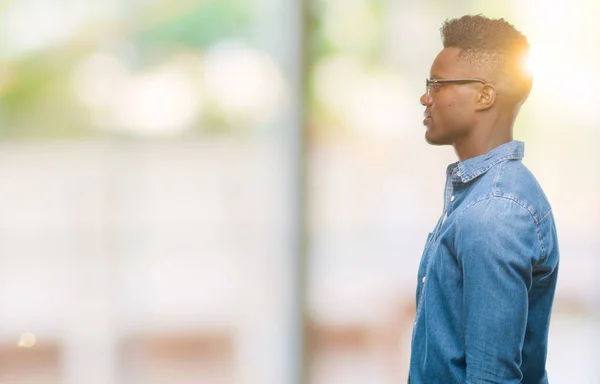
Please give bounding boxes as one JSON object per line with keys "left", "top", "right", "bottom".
{"left": 433, "top": 94, "right": 454, "bottom": 111}
{"left": 432, "top": 102, "right": 453, "bottom": 119}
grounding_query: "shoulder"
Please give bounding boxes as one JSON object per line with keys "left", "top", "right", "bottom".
{"left": 486, "top": 160, "right": 552, "bottom": 223}
{"left": 456, "top": 194, "right": 537, "bottom": 230}
{"left": 454, "top": 195, "right": 544, "bottom": 264}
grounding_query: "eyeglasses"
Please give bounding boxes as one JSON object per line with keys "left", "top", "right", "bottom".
{"left": 425, "top": 78, "right": 486, "bottom": 101}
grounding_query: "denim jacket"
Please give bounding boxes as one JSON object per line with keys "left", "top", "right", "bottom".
{"left": 408, "top": 141, "right": 559, "bottom": 384}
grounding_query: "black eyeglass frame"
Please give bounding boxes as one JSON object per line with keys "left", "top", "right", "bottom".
{"left": 425, "top": 78, "right": 487, "bottom": 100}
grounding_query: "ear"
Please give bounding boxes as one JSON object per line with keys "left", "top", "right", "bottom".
{"left": 475, "top": 84, "right": 496, "bottom": 111}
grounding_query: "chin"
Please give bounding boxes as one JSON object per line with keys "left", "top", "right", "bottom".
{"left": 424, "top": 130, "right": 447, "bottom": 146}
{"left": 425, "top": 138, "right": 445, "bottom": 146}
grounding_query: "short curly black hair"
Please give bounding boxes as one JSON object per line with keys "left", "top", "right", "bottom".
{"left": 440, "top": 15, "right": 532, "bottom": 99}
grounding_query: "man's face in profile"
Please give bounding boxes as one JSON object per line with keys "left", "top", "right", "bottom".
{"left": 421, "top": 48, "right": 480, "bottom": 146}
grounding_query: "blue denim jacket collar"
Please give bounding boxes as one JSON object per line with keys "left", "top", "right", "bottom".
{"left": 446, "top": 140, "right": 525, "bottom": 183}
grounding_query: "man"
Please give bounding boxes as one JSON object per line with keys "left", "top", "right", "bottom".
{"left": 408, "top": 15, "right": 559, "bottom": 384}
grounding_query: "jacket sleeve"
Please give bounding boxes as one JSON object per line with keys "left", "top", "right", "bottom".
{"left": 455, "top": 196, "right": 542, "bottom": 384}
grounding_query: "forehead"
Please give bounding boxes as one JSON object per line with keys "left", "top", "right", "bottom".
{"left": 430, "top": 47, "right": 473, "bottom": 79}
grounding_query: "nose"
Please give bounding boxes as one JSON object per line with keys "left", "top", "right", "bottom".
{"left": 420, "top": 93, "right": 431, "bottom": 106}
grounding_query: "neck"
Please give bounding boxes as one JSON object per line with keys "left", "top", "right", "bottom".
{"left": 453, "top": 113, "right": 516, "bottom": 162}
{"left": 453, "top": 134, "right": 513, "bottom": 162}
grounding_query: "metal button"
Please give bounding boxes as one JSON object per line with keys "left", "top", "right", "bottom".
{"left": 456, "top": 171, "right": 462, "bottom": 177}
{"left": 450, "top": 195, "right": 455, "bottom": 202}
{"left": 422, "top": 276, "right": 427, "bottom": 283}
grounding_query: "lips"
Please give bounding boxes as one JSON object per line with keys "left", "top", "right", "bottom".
{"left": 423, "top": 111, "right": 431, "bottom": 126}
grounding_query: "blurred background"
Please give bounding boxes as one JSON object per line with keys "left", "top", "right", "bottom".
{"left": 0, "top": 0, "right": 598, "bottom": 383}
